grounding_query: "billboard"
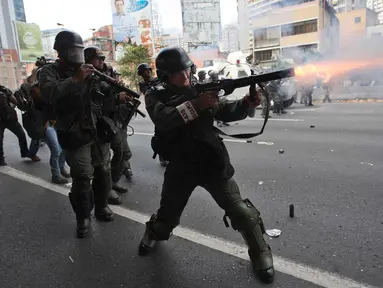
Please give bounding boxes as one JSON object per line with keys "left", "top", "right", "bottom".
{"left": 14, "top": 0, "right": 27, "bottom": 22}
{"left": 111, "top": 0, "right": 155, "bottom": 56}
{"left": 15, "top": 22, "right": 43, "bottom": 62}
{"left": 181, "top": 0, "right": 221, "bottom": 44}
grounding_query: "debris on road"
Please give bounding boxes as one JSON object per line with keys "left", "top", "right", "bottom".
{"left": 289, "top": 204, "right": 295, "bottom": 218}
{"left": 310, "top": 125, "right": 315, "bottom": 128}
{"left": 331, "top": 149, "right": 334, "bottom": 152}
{"left": 69, "top": 256, "right": 74, "bottom": 263}
{"left": 258, "top": 181, "right": 264, "bottom": 185}
{"left": 279, "top": 149, "right": 285, "bottom": 154}
{"left": 266, "top": 229, "right": 281, "bottom": 237}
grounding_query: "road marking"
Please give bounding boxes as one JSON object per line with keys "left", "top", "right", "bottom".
{"left": 0, "top": 166, "right": 377, "bottom": 288}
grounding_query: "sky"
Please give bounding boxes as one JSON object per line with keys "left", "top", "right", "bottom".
{"left": 23, "top": 0, "right": 238, "bottom": 39}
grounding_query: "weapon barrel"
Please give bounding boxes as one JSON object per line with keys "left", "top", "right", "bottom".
{"left": 92, "top": 70, "right": 141, "bottom": 99}
{"left": 194, "top": 67, "right": 295, "bottom": 96}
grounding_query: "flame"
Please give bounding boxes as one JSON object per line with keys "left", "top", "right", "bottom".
{"left": 294, "top": 59, "right": 383, "bottom": 83}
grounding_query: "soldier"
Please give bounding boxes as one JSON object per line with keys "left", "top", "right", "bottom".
{"left": 83, "top": 46, "right": 124, "bottom": 204}
{"left": 197, "top": 70, "right": 206, "bottom": 83}
{"left": 138, "top": 63, "right": 168, "bottom": 167}
{"left": 269, "top": 80, "right": 286, "bottom": 115}
{"left": 322, "top": 80, "right": 332, "bottom": 103}
{"left": 39, "top": 31, "right": 114, "bottom": 238}
{"left": 139, "top": 47, "right": 275, "bottom": 283}
{"left": 138, "top": 63, "right": 158, "bottom": 95}
{"left": 301, "top": 80, "right": 314, "bottom": 106}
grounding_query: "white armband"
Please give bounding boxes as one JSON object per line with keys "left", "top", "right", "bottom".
{"left": 176, "top": 101, "right": 198, "bottom": 123}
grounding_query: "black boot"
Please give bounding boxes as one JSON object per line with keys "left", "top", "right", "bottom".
{"left": 139, "top": 215, "right": 159, "bottom": 256}
{"left": 108, "top": 189, "right": 122, "bottom": 205}
{"left": 76, "top": 218, "right": 91, "bottom": 238}
{"left": 0, "top": 158, "right": 7, "bottom": 166}
{"left": 95, "top": 206, "right": 114, "bottom": 222}
{"left": 112, "top": 182, "right": 128, "bottom": 194}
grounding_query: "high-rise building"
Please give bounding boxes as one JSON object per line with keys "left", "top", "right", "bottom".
{"left": 247, "top": 0, "right": 339, "bottom": 66}
{"left": 332, "top": 0, "right": 366, "bottom": 12}
{"left": 220, "top": 25, "right": 240, "bottom": 53}
{"left": 367, "top": 0, "right": 383, "bottom": 23}
{"left": 237, "top": 0, "right": 250, "bottom": 51}
{"left": 181, "top": 0, "right": 221, "bottom": 48}
{"left": 0, "top": 0, "right": 27, "bottom": 89}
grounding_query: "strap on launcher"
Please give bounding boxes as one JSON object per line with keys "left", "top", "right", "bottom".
{"left": 213, "top": 82, "right": 270, "bottom": 141}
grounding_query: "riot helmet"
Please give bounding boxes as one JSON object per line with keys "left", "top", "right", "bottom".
{"left": 84, "top": 46, "right": 105, "bottom": 63}
{"left": 137, "top": 63, "right": 152, "bottom": 76}
{"left": 155, "top": 47, "right": 193, "bottom": 81}
{"left": 53, "top": 31, "right": 85, "bottom": 64}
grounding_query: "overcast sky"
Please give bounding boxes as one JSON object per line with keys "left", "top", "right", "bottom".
{"left": 23, "top": 0, "right": 238, "bottom": 38}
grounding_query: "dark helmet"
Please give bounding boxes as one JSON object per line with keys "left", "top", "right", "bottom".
{"left": 137, "top": 63, "right": 151, "bottom": 76}
{"left": 84, "top": 46, "right": 105, "bottom": 63}
{"left": 53, "top": 31, "right": 84, "bottom": 64}
{"left": 197, "top": 70, "right": 206, "bottom": 76}
{"left": 155, "top": 47, "right": 193, "bottom": 80}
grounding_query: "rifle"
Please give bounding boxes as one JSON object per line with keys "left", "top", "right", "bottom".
{"left": 194, "top": 68, "right": 295, "bottom": 139}
{"left": 91, "top": 69, "right": 146, "bottom": 120}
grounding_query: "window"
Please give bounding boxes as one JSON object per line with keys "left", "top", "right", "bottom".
{"left": 281, "top": 19, "right": 318, "bottom": 37}
{"left": 355, "top": 17, "right": 361, "bottom": 23}
{"left": 255, "top": 50, "right": 272, "bottom": 62}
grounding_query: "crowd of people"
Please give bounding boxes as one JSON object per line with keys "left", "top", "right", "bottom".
{"left": 1, "top": 29, "right": 342, "bottom": 284}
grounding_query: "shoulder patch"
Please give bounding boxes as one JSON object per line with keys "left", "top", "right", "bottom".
{"left": 152, "top": 85, "right": 165, "bottom": 91}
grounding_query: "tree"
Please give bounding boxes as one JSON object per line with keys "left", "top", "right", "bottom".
{"left": 118, "top": 43, "right": 151, "bottom": 91}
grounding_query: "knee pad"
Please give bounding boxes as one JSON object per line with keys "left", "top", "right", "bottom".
{"left": 146, "top": 214, "right": 174, "bottom": 241}
{"left": 223, "top": 199, "right": 265, "bottom": 234}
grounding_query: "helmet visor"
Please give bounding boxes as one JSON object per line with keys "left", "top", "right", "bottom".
{"left": 67, "top": 47, "right": 85, "bottom": 64}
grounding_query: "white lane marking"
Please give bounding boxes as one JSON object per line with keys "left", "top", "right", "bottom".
{"left": 0, "top": 166, "right": 377, "bottom": 288}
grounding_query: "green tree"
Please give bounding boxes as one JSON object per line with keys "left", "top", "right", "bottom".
{"left": 118, "top": 43, "right": 151, "bottom": 91}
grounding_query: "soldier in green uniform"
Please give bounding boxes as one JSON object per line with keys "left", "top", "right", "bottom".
{"left": 39, "top": 31, "right": 114, "bottom": 238}
{"left": 138, "top": 48, "right": 275, "bottom": 283}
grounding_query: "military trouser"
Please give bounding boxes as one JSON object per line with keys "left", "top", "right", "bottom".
{"left": 303, "top": 91, "right": 313, "bottom": 106}
{"left": 110, "top": 127, "right": 132, "bottom": 182}
{"left": 142, "top": 162, "right": 273, "bottom": 276}
{"left": 65, "top": 141, "right": 111, "bottom": 219}
{"left": 323, "top": 89, "right": 331, "bottom": 103}
{"left": 273, "top": 93, "right": 284, "bottom": 114}
{"left": 261, "top": 93, "right": 269, "bottom": 117}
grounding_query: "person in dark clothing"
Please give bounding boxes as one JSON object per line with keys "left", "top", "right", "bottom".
{"left": 84, "top": 47, "right": 124, "bottom": 204}
{"left": 190, "top": 63, "right": 198, "bottom": 84}
{"left": 0, "top": 87, "right": 30, "bottom": 166}
{"left": 39, "top": 31, "right": 114, "bottom": 238}
{"left": 138, "top": 47, "right": 275, "bottom": 283}
{"left": 138, "top": 62, "right": 168, "bottom": 167}
{"left": 322, "top": 80, "right": 332, "bottom": 103}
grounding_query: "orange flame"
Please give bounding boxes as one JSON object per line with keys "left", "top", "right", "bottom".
{"left": 294, "top": 59, "right": 383, "bottom": 83}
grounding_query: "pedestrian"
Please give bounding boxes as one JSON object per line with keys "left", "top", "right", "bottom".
{"left": 139, "top": 47, "right": 275, "bottom": 283}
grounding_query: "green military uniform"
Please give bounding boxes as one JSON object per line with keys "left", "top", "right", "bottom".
{"left": 139, "top": 47, "right": 274, "bottom": 284}
{"left": 39, "top": 31, "right": 114, "bottom": 238}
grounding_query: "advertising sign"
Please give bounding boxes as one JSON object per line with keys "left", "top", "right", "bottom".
{"left": 111, "top": 0, "right": 155, "bottom": 57}
{"left": 15, "top": 21, "right": 43, "bottom": 62}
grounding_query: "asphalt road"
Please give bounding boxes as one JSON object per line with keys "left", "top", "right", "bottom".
{"left": 1, "top": 102, "right": 382, "bottom": 288}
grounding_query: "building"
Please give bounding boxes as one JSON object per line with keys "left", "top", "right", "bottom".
{"left": 41, "top": 28, "right": 68, "bottom": 59}
{"left": 157, "top": 34, "right": 183, "bottom": 48}
{"left": 83, "top": 26, "right": 116, "bottom": 63}
{"left": 367, "top": 23, "right": 383, "bottom": 34}
{"left": 181, "top": 0, "right": 221, "bottom": 46}
{"left": 0, "top": 0, "right": 27, "bottom": 89}
{"left": 367, "top": 0, "right": 383, "bottom": 23}
{"left": 337, "top": 7, "right": 377, "bottom": 47}
{"left": 332, "top": 0, "right": 366, "bottom": 12}
{"left": 220, "top": 25, "right": 240, "bottom": 53}
{"left": 237, "top": 0, "right": 250, "bottom": 50}
{"left": 248, "top": 0, "right": 339, "bottom": 65}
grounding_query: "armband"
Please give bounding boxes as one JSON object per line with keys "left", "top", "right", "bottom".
{"left": 176, "top": 101, "right": 198, "bottom": 123}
